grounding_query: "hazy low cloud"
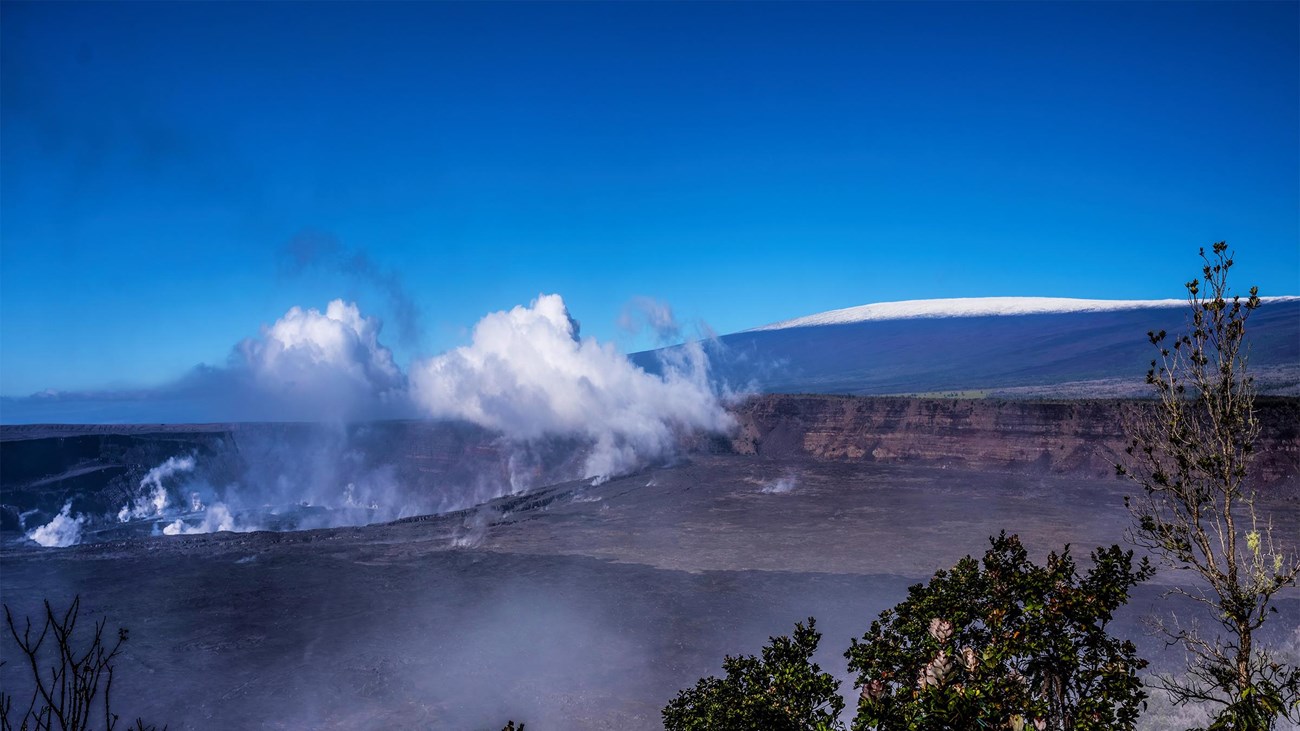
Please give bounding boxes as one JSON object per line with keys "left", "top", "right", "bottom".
{"left": 411, "top": 294, "right": 733, "bottom": 481}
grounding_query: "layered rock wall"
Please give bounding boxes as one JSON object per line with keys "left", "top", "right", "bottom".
{"left": 726, "top": 395, "right": 1300, "bottom": 489}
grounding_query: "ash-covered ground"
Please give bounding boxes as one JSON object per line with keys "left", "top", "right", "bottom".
{"left": 2, "top": 399, "right": 1299, "bottom": 729}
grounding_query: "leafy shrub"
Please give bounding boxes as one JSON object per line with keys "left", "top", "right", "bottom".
{"left": 663, "top": 617, "right": 845, "bottom": 731}
{"left": 845, "top": 533, "right": 1152, "bottom": 731}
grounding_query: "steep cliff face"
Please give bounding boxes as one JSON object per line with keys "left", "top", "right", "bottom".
{"left": 726, "top": 395, "right": 1300, "bottom": 489}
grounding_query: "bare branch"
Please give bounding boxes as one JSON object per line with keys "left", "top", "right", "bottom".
{"left": 0, "top": 597, "right": 165, "bottom": 731}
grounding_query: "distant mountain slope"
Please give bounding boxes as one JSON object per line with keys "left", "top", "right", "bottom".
{"left": 749, "top": 296, "right": 1298, "bottom": 330}
{"left": 638, "top": 297, "right": 1300, "bottom": 397}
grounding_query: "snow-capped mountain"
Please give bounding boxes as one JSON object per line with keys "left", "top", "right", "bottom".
{"left": 639, "top": 296, "right": 1300, "bottom": 398}
{"left": 751, "top": 296, "right": 1300, "bottom": 331}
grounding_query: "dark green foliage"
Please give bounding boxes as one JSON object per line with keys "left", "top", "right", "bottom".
{"left": 663, "top": 617, "right": 845, "bottom": 731}
{"left": 845, "top": 533, "right": 1152, "bottom": 731}
{"left": 499, "top": 722, "right": 524, "bottom": 731}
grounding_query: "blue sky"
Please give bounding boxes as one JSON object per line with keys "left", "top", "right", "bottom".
{"left": 2, "top": 1, "right": 1297, "bottom": 398}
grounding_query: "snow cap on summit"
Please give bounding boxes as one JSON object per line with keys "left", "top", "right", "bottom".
{"left": 750, "top": 296, "right": 1300, "bottom": 332}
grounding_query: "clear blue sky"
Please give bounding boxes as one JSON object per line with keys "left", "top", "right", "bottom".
{"left": 2, "top": 1, "right": 1297, "bottom": 397}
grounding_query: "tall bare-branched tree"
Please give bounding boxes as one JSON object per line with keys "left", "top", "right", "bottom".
{"left": 1117, "top": 243, "right": 1299, "bottom": 729}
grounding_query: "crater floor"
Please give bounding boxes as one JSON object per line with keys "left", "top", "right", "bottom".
{"left": 2, "top": 455, "right": 1298, "bottom": 729}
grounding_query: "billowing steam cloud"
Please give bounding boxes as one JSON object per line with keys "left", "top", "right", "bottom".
{"left": 236, "top": 299, "right": 405, "bottom": 416}
{"left": 411, "top": 294, "right": 733, "bottom": 481}
{"left": 26, "top": 502, "right": 86, "bottom": 548}
{"left": 5, "top": 294, "right": 731, "bottom": 467}
{"left": 15, "top": 293, "right": 737, "bottom": 547}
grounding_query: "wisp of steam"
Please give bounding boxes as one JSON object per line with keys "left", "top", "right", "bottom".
{"left": 118, "top": 455, "right": 196, "bottom": 521}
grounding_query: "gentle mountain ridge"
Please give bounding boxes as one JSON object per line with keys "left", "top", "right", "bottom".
{"left": 751, "top": 295, "right": 1300, "bottom": 331}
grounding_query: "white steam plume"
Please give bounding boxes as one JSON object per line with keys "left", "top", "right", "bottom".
{"left": 118, "top": 455, "right": 196, "bottom": 522}
{"left": 411, "top": 294, "right": 733, "bottom": 482}
{"left": 27, "top": 502, "right": 86, "bottom": 548}
{"left": 162, "top": 503, "right": 242, "bottom": 536}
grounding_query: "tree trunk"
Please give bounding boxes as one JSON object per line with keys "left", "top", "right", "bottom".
{"left": 1237, "top": 626, "right": 1251, "bottom": 698}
